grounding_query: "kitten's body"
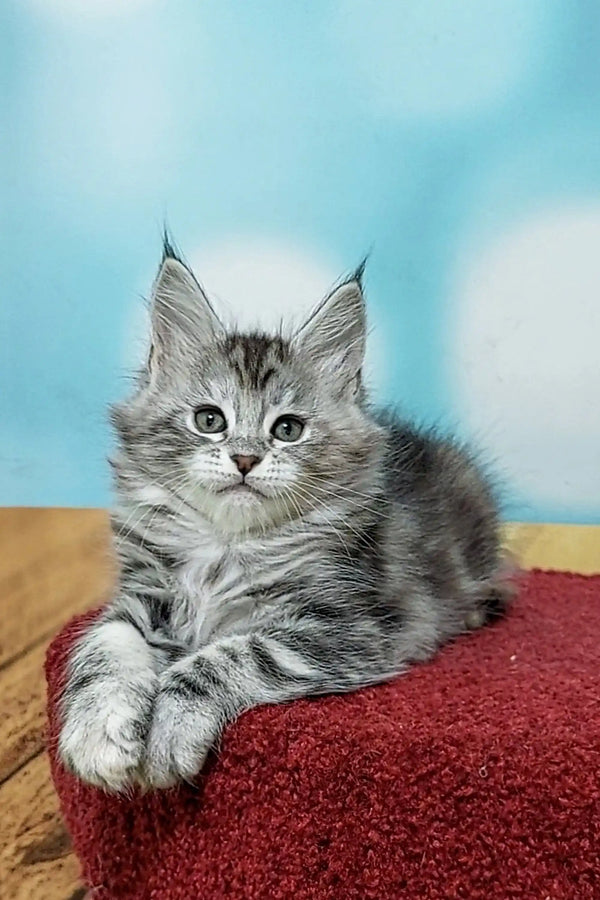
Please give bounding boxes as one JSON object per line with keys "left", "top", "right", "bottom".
{"left": 59, "top": 247, "right": 510, "bottom": 792}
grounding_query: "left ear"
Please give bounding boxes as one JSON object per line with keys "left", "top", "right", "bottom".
{"left": 148, "top": 252, "right": 224, "bottom": 379}
{"left": 292, "top": 276, "right": 366, "bottom": 393}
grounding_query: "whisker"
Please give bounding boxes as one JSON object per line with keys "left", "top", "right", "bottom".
{"left": 283, "top": 482, "right": 356, "bottom": 561}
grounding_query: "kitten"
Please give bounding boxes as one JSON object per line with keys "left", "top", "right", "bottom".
{"left": 58, "top": 242, "right": 511, "bottom": 792}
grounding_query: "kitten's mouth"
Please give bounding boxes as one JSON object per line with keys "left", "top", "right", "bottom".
{"left": 219, "top": 483, "right": 262, "bottom": 497}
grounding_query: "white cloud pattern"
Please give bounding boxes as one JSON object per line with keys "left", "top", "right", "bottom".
{"left": 453, "top": 208, "right": 600, "bottom": 514}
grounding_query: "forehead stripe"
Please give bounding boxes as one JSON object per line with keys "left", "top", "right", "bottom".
{"left": 259, "top": 367, "right": 276, "bottom": 390}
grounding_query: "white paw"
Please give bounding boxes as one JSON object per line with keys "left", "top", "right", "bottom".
{"left": 59, "top": 687, "right": 151, "bottom": 792}
{"left": 143, "top": 675, "right": 223, "bottom": 789}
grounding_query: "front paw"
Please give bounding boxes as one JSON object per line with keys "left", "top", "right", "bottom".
{"left": 59, "top": 685, "right": 153, "bottom": 793}
{"left": 144, "top": 669, "right": 224, "bottom": 789}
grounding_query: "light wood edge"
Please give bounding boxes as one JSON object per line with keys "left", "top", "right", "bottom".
{"left": 503, "top": 523, "right": 599, "bottom": 575}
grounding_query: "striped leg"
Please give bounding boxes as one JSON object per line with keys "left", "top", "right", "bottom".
{"left": 144, "top": 621, "right": 390, "bottom": 787}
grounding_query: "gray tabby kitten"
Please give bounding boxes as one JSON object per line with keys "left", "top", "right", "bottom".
{"left": 58, "top": 243, "right": 510, "bottom": 792}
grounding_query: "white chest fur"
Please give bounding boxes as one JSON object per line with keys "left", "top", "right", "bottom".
{"left": 170, "top": 527, "right": 318, "bottom": 648}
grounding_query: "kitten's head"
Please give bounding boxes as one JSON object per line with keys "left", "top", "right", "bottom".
{"left": 112, "top": 245, "right": 384, "bottom": 535}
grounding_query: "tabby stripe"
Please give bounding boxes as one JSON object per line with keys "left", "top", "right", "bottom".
{"left": 163, "top": 669, "right": 213, "bottom": 701}
{"left": 249, "top": 636, "right": 305, "bottom": 686}
{"left": 117, "top": 528, "right": 180, "bottom": 569}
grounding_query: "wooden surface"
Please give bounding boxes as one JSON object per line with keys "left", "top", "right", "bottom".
{"left": 503, "top": 522, "right": 600, "bottom": 575}
{"left": 1, "top": 509, "right": 113, "bottom": 900}
{"left": 0, "top": 509, "right": 598, "bottom": 899}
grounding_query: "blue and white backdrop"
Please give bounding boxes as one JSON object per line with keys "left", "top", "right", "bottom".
{"left": 2, "top": 0, "right": 600, "bottom": 522}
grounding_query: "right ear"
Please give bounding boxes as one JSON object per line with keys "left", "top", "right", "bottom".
{"left": 292, "top": 273, "right": 366, "bottom": 395}
{"left": 149, "top": 251, "right": 223, "bottom": 375}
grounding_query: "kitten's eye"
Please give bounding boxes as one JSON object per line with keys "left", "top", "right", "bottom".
{"left": 194, "top": 406, "right": 227, "bottom": 434}
{"left": 271, "top": 416, "right": 304, "bottom": 443}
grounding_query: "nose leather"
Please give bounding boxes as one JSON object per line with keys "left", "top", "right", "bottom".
{"left": 231, "top": 454, "right": 261, "bottom": 476}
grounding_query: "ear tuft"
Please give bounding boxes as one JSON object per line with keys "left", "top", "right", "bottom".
{"left": 353, "top": 255, "right": 369, "bottom": 289}
{"left": 161, "top": 227, "right": 184, "bottom": 267}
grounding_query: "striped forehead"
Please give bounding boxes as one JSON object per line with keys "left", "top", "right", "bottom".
{"left": 193, "top": 333, "right": 310, "bottom": 421}
{"left": 222, "top": 333, "right": 289, "bottom": 392}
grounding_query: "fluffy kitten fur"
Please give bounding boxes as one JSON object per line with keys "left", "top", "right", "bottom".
{"left": 58, "top": 242, "right": 510, "bottom": 792}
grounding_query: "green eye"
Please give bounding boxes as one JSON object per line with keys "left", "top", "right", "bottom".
{"left": 271, "top": 416, "right": 305, "bottom": 443}
{"left": 194, "top": 406, "right": 227, "bottom": 434}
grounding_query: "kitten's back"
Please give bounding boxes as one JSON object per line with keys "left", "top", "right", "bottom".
{"left": 380, "top": 414, "right": 512, "bottom": 624}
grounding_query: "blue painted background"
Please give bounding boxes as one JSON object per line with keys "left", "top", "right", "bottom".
{"left": 2, "top": 1, "right": 599, "bottom": 522}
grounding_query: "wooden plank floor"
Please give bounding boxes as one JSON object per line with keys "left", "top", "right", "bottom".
{"left": 0, "top": 509, "right": 598, "bottom": 899}
{"left": 1, "top": 510, "right": 114, "bottom": 900}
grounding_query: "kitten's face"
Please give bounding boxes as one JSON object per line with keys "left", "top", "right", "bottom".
{"left": 113, "top": 253, "right": 383, "bottom": 535}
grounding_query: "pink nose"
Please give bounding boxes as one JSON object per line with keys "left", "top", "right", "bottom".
{"left": 231, "top": 454, "right": 261, "bottom": 476}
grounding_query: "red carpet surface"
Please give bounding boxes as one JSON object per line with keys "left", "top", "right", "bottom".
{"left": 46, "top": 571, "right": 600, "bottom": 899}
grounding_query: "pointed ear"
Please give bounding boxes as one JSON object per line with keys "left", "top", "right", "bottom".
{"left": 149, "top": 254, "right": 223, "bottom": 373}
{"left": 293, "top": 276, "right": 366, "bottom": 393}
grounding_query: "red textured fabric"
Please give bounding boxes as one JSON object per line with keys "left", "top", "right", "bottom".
{"left": 46, "top": 570, "right": 600, "bottom": 899}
